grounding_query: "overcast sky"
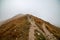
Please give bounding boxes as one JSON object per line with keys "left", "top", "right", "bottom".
{"left": 0, "top": 0, "right": 60, "bottom": 27}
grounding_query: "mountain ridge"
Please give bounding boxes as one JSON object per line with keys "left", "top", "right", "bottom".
{"left": 0, "top": 14, "right": 60, "bottom": 40}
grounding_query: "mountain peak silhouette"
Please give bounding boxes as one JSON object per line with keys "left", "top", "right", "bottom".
{"left": 0, "top": 14, "right": 60, "bottom": 40}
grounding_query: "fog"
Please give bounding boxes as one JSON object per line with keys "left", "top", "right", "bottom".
{"left": 0, "top": 0, "right": 60, "bottom": 27}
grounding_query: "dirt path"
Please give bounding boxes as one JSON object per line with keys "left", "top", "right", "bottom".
{"left": 28, "top": 16, "right": 45, "bottom": 40}
{"left": 42, "top": 23, "right": 57, "bottom": 40}
{"left": 28, "top": 16, "right": 58, "bottom": 40}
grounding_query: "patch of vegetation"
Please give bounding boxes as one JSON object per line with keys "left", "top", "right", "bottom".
{"left": 34, "top": 30, "right": 46, "bottom": 40}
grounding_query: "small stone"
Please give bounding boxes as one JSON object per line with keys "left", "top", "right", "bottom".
{"left": 37, "top": 33, "right": 40, "bottom": 35}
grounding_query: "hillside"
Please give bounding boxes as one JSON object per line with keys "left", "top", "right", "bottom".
{"left": 0, "top": 14, "right": 60, "bottom": 40}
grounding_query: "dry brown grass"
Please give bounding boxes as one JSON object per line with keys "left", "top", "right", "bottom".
{"left": 0, "top": 14, "right": 60, "bottom": 40}
{"left": 0, "top": 16, "right": 30, "bottom": 40}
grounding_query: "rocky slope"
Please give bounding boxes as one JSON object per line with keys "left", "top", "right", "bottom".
{"left": 0, "top": 14, "right": 60, "bottom": 40}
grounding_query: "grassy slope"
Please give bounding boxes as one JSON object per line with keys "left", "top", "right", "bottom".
{"left": 31, "top": 15, "right": 60, "bottom": 40}
{"left": 0, "top": 14, "right": 60, "bottom": 40}
{"left": 0, "top": 16, "right": 30, "bottom": 40}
